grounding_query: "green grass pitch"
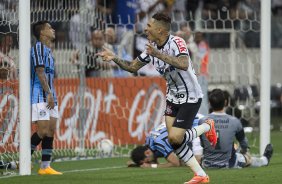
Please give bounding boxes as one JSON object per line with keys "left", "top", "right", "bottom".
{"left": 1, "top": 131, "right": 282, "bottom": 184}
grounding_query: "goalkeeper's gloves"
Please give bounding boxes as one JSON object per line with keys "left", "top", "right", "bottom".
{"left": 240, "top": 147, "right": 250, "bottom": 154}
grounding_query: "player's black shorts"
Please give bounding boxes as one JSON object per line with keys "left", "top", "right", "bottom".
{"left": 165, "top": 98, "right": 202, "bottom": 129}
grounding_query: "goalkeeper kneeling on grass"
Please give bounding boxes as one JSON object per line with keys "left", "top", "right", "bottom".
{"left": 198, "top": 89, "right": 273, "bottom": 169}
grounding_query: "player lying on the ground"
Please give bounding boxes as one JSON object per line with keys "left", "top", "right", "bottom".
{"left": 198, "top": 88, "right": 273, "bottom": 168}
{"left": 128, "top": 110, "right": 273, "bottom": 169}
{"left": 127, "top": 114, "right": 205, "bottom": 168}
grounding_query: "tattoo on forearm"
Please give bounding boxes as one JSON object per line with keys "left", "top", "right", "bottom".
{"left": 156, "top": 53, "right": 188, "bottom": 70}
{"left": 113, "top": 57, "right": 135, "bottom": 73}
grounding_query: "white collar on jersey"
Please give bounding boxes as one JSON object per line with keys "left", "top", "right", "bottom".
{"left": 211, "top": 112, "right": 227, "bottom": 115}
{"left": 156, "top": 35, "right": 171, "bottom": 49}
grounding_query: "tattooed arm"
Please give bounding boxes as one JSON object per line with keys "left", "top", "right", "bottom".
{"left": 112, "top": 57, "right": 146, "bottom": 73}
{"left": 96, "top": 46, "right": 146, "bottom": 73}
{"left": 156, "top": 53, "right": 188, "bottom": 71}
{"left": 146, "top": 43, "right": 188, "bottom": 71}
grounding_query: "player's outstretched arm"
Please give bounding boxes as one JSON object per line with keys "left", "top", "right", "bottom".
{"left": 146, "top": 43, "right": 188, "bottom": 71}
{"left": 96, "top": 46, "right": 146, "bottom": 73}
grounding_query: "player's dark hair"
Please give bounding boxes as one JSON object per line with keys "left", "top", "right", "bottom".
{"left": 32, "top": 21, "right": 50, "bottom": 40}
{"left": 152, "top": 12, "right": 171, "bottom": 31}
{"left": 131, "top": 145, "right": 148, "bottom": 166}
{"left": 209, "top": 89, "right": 226, "bottom": 111}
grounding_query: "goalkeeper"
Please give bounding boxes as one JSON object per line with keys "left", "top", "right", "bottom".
{"left": 198, "top": 89, "right": 273, "bottom": 169}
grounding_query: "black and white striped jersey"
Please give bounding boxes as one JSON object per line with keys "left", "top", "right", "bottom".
{"left": 137, "top": 34, "right": 203, "bottom": 104}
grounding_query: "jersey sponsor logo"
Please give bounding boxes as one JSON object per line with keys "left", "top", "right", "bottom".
{"left": 39, "top": 109, "right": 47, "bottom": 117}
{"left": 175, "top": 93, "right": 185, "bottom": 98}
{"left": 174, "top": 38, "right": 187, "bottom": 53}
{"left": 176, "top": 119, "right": 184, "bottom": 123}
{"left": 45, "top": 67, "right": 55, "bottom": 74}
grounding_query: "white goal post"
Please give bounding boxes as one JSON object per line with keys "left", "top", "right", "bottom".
{"left": 260, "top": 0, "right": 271, "bottom": 156}
{"left": 19, "top": 0, "right": 31, "bottom": 175}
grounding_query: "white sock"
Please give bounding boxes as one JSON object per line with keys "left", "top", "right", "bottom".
{"left": 41, "top": 161, "right": 51, "bottom": 169}
{"left": 194, "top": 123, "right": 210, "bottom": 136}
{"left": 186, "top": 156, "right": 207, "bottom": 177}
{"left": 250, "top": 156, "right": 268, "bottom": 167}
{"left": 184, "top": 123, "right": 210, "bottom": 142}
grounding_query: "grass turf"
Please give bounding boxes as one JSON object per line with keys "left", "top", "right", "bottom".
{"left": 0, "top": 131, "right": 281, "bottom": 184}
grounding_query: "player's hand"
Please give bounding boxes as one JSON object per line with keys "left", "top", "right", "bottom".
{"left": 47, "top": 93, "right": 55, "bottom": 109}
{"left": 140, "top": 163, "right": 151, "bottom": 168}
{"left": 146, "top": 42, "right": 160, "bottom": 58}
{"left": 127, "top": 160, "right": 139, "bottom": 167}
{"left": 96, "top": 46, "right": 116, "bottom": 62}
{"left": 70, "top": 50, "right": 80, "bottom": 64}
{"left": 240, "top": 147, "right": 250, "bottom": 154}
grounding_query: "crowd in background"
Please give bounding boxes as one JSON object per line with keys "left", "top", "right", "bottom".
{"left": 1, "top": 0, "right": 282, "bottom": 77}
{"left": 1, "top": 0, "right": 282, "bottom": 48}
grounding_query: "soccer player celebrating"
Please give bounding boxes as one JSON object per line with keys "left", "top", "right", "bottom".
{"left": 30, "top": 21, "right": 62, "bottom": 175}
{"left": 97, "top": 12, "right": 217, "bottom": 184}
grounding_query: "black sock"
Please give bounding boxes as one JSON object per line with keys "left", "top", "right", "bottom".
{"left": 31, "top": 132, "right": 42, "bottom": 155}
{"left": 41, "top": 137, "right": 54, "bottom": 162}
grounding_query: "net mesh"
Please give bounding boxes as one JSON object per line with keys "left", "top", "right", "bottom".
{"left": 0, "top": 0, "right": 20, "bottom": 174}
{"left": 0, "top": 0, "right": 268, "bottom": 175}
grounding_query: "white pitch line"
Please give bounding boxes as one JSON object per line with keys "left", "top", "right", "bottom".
{"left": 0, "top": 165, "right": 126, "bottom": 179}
{"left": 62, "top": 165, "right": 126, "bottom": 173}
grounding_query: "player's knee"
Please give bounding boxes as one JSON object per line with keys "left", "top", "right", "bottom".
{"left": 47, "top": 128, "right": 55, "bottom": 137}
{"left": 168, "top": 134, "right": 183, "bottom": 147}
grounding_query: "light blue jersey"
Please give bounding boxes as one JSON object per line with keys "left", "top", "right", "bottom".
{"left": 145, "top": 123, "right": 173, "bottom": 158}
{"left": 30, "top": 41, "right": 57, "bottom": 105}
{"left": 145, "top": 115, "right": 203, "bottom": 158}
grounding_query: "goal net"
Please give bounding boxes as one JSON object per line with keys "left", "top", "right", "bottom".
{"left": 0, "top": 2, "right": 19, "bottom": 173}
{"left": 0, "top": 0, "right": 266, "bottom": 175}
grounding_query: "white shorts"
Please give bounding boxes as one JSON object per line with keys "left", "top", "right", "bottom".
{"left": 32, "top": 102, "right": 59, "bottom": 122}
{"left": 232, "top": 152, "right": 248, "bottom": 168}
